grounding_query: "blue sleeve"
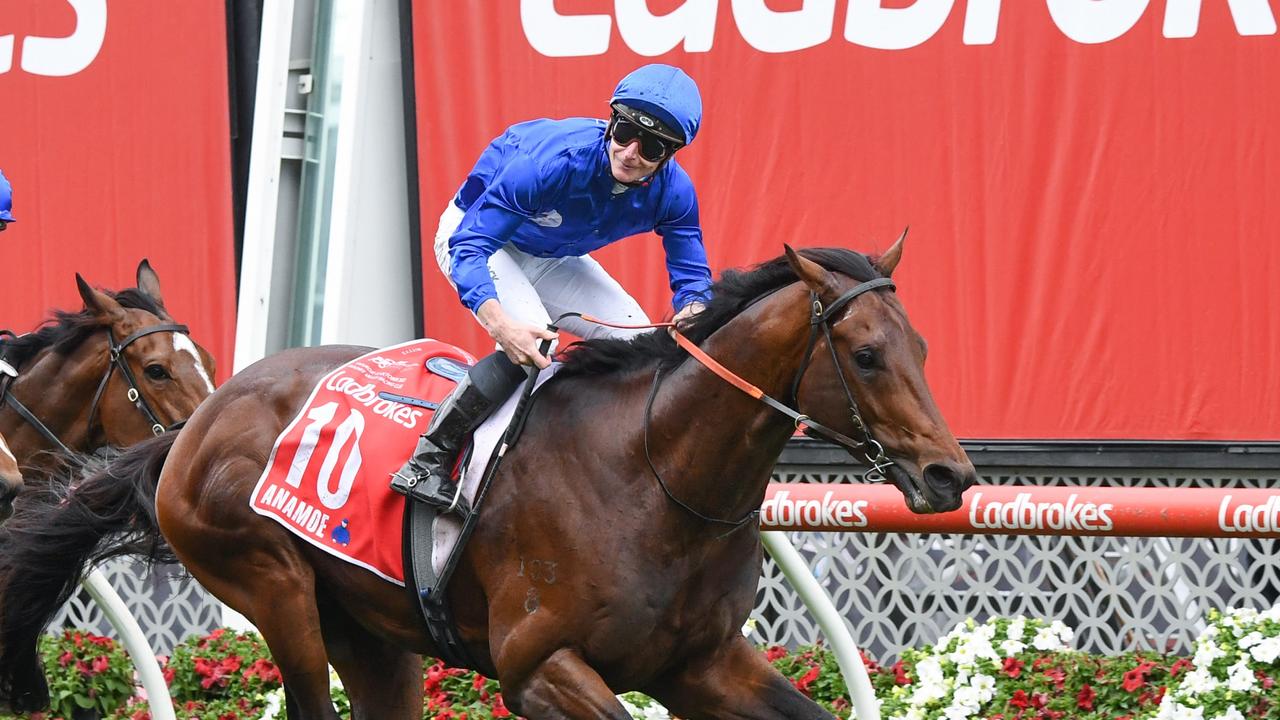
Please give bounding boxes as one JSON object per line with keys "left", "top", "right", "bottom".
{"left": 656, "top": 171, "right": 713, "bottom": 311}
{"left": 448, "top": 153, "right": 541, "bottom": 312}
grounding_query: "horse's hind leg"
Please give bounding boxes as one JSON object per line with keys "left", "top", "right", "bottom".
{"left": 319, "top": 599, "right": 423, "bottom": 720}
{"left": 504, "top": 648, "right": 631, "bottom": 719}
{"left": 167, "top": 528, "right": 342, "bottom": 719}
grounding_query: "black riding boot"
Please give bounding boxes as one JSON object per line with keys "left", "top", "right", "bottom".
{"left": 390, "top": 352, "right": 525, "bottom": 514}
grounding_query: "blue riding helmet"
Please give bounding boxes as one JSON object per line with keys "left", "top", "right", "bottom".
{"left": 0, "top": 169, "right": 12, "bottom": 224}
{"left": 610, "top": 64, "right": 702, "bottom": 146}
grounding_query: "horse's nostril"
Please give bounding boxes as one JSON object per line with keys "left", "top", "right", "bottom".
{"left": 923, "top": 462, "right": 963, "bottom": 493}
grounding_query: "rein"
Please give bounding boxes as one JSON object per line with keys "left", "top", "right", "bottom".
{"left": 558, "top": 276, "right": 898, "bottom": 528}
{"left": 0, "top": 323, "right": 190, "bottom": 454}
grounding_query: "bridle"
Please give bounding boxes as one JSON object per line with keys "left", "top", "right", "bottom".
{"left": 565, "top": 276, "right": 899, "bottom": 530}
{"left": 788, "top": 277, "right": 897, "bottom": 479}
{"left": 0, "top": 322, "right": 191, "bottom": 455}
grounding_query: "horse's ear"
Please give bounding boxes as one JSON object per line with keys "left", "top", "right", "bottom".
{"left": 784, "top": 245, "right": 840, "bottom": 298}
{"left": 135, "top": 259, "right": 166, "bottom": 307}
{"left": 76, "top": 274, "right": 125, "bottom": 320}
{"left": 873, "top": 227, "right": 907, "bottom": 278}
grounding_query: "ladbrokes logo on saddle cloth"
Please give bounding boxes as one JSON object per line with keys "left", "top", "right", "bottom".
{"left": 249, "top": 340, "right": 475, "bottom": 585}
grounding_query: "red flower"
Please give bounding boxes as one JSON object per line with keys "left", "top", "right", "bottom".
{"left": 1258, "top": 671, "right": 1275, "bottom": 689}
{"left": 1041, "top": 666, "right": 1066, "bottom": 689}
{"left": 792, "top": 665, "right": 821, "bottom": 694}
{"left": 91, "top": 656, "right": 110, "bottom": 674}
{"left": 1169, "top": 658, "right": 1193, "bottom": 676}
{"left": 1076, "top": 683, "right": 1096, "bottom": 710}
{"left": 1002, "top": 657, "right": 1024, "bottom": 678}
{"left": 1010, "top": 690, "right": 1031, "bottom": 709}
{"left": 241, "top": 658, "right": 282, "bottom": 685}
{"left": 891, "top": 661, "right": 912, "bottom": 685}
{"left": 58, "top": 651, "right": 74, "bottom": 668}
{"left": 1122, "top": 661, "right": 1156, "bottom": 692}
{"left": 764, "top": 646, "right": 788, "bottom": 662}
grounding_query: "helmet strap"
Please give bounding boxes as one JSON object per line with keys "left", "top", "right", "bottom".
{"left": 604, "top": 113, "right": 675, "bottom": 189}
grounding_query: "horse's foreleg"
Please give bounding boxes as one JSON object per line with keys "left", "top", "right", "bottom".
{"left": 504, "top": 648, "right": 631, "bottom": 719}
{"left": 319, "top": 600, "right": 423, "bottom": 720}
{"left": 651, "top": 636, "right": 836, "bottom": 720}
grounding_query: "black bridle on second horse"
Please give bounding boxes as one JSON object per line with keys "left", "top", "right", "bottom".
{"left": 0, "top": 323, "right": 191, "bottom": 455}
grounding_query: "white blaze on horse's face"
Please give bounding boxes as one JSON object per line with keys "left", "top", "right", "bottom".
{"left": 0, "top": 433, "right": 14, "bottom": 464}
{"left": 172, "top": 333, "right": 215, "bottom": 393}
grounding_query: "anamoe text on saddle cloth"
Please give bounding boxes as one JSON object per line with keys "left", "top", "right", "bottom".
{"left": 248, "top": 339, "right": 475, "bottom": 585}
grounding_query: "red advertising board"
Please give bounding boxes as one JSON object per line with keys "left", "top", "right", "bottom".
{"left": 0, "top": 1, "right": 235, "bottom": 379}
{"left": 408, "top": 1, "right": 1279, "bottom": 441}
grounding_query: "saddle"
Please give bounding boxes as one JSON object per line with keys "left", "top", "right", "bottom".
{"left": 246, "top": 339, "right": 546, "bottom": 669}
{"left": 402, "top": 356, "right": 549, "bottom": 669}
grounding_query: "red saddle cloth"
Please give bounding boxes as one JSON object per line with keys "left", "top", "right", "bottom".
{"left": 249, "top": 339, "right": 475, "bottom": 585}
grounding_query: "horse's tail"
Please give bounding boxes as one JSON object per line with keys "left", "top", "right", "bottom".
{"left": 0, "top": 431, "right": 178, "bottom": 713}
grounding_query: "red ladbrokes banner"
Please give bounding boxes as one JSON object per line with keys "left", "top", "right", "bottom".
{"left": 409, "top": 1, "right": 1279, "bottom": 441}
{"left": 0, "top": 1, "right": 235, "bottom": 379}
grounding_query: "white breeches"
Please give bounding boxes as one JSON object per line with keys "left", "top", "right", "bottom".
{"left": 434, "top": 203, "right": 652, "bottom": 341}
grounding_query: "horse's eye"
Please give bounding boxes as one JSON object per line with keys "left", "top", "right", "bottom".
{"left": 854, "top": 349, "right": 877, "bottom": 371}
{"left": 144, "top": 364, "right": 171, "bottom": 381}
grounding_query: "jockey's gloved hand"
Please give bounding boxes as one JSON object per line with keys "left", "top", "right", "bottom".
{"left": 670, "top": 301, "right": 705, "bottom": 336}
{"left": 477, "top": 299, "right": 557, "bottom": 369}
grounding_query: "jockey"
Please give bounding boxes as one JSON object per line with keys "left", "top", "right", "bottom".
{"left": 0, "top": 169, "right": 13, "bottom": 231}
{"left": 392, "top": 63, "right": 712, "bottom": 512}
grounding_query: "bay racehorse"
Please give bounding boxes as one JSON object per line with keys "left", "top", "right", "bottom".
{"left": 0, "top": 434, "right": 18, "bottom": 521}
{"left": 0, "top": 260, "right": 216, "bottom": 478}
{"left": 0, "top": 243, "right": 975, "bottom": 718}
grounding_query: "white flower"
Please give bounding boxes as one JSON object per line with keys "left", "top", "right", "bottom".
{"left": 1193, "top": 639, "right": 1226, "bottom": 666}
{"left": 971, "top": 673, "right": 996, "bottom": 703}
{"left": 1049, "top": 620, "right": 1074, "bottom": 645}
{"left": 619, "top": 696, "right": 671, "bottom": 720}
{"left": 1180, "top": 666, "right": 1221, "bottom": 695}
{"left": 1006, "top": 617, "right": 1026, "bottom": 641}
{"left": 1227, "top": 659, "right": 1257, "bottom": 691}
{"left": 949, "top": 643, "right": 976, "bottom": 666}
{"left": 915, "top": 656, "right": 946, "bottom": 686}
{"left": 966, "top": 636, "right": 999, "bottom": 663}
{"left": 260, "top": 688, "right": 285, "bottom": 720}
{"left": 641, "top": 704, "right": 671, "bottom": 720}
{"left": 1211, "top": 708, "right": 1246, "bottom": 720}
{"left": 951, "top": 685, "right": 982, "bottom": 708}
{"left": 1251, "top": 636, "right": 1280, "bottom": 664}
{"left": 1000, "top": 638, "right": 1026, "bottom": 656}
{"left": 1238, "top": 631, "right": 1264, "bottom": 649}
{"left": 1170, "top": 702, "right": 1206, "bottom": 720}
{"left": 1031, "top": 626, "right": 1065, "bottom": 651}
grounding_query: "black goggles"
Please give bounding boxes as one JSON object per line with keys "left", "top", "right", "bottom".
{"left": 610, "top": 116, "right": 682, "bottom": 163}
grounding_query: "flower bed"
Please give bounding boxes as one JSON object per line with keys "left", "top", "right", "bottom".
{"left": 7, "top": 607, "right": 1280, "bottom": 719}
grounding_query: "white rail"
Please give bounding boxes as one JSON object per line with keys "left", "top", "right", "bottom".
{"left": 81, "top": 569, "right": 175, "bottom": 720}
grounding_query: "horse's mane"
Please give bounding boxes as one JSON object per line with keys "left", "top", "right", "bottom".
{"left": 555, "top": 247, "right": 882, "bottom": 379}
{"left": 0, "top": 289, "right": 165, "bottom": 370}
